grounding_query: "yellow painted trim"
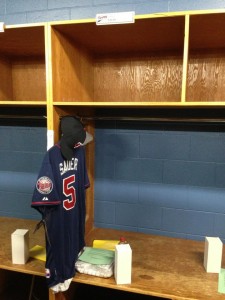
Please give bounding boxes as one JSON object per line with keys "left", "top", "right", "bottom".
{"left": 49, "top": 8, "right": 225, "bottom": 26}
{"left": 48, "top": 8, "right": 225, "bottom": 26}
{"left": 0, "top": 101, "right": 46, "bottom": 106}
{"left": 135, "top": 8, "right": 225, "bottom": 19}
{"left": 45, "top": 24, "right": 53, "bottom": 131}
{"left": 4, "top": 22, "right": 46, "bottom": 29}
{"left": 49, "top": 18, "right": 96, "bottom": 26}
{"left": 52, "top": 101, "right": 225, "bottom": 107}
{"left": 181, "top": 14, "right": 189, "bottom": 103}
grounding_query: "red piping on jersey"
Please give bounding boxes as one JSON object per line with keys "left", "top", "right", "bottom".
{"left": 32, "top": 201, "right": 61, "bottom": 205}
{"left": 56, "top": 142, "right": 82, "bottom": 149}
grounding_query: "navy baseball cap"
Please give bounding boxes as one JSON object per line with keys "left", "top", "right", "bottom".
{"left": 60, "top": 116, "right": 93, "bottom": 160}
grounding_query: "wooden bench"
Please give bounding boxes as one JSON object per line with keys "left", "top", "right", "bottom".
{"left": 0, "top": 217, "right": 224, "bottom": 300}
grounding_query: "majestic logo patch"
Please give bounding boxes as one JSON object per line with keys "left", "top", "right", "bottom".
{"left": 45, "top": 268, "right": 51, "bottom": 278}
{"left": 36, "top": 176, "right": 53, "bottom": 194}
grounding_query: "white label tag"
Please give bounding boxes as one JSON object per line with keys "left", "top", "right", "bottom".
{"left": 96, "top": 11, "right": 135, "bottom": 25}
{"left": 0, "top": 22, "right": 4, "bottom": 32}
{"left": 47, "top": 129, "right": 54, "bottom": 150}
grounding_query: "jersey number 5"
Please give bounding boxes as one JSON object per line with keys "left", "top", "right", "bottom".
{"left": 63, "top": 175, "right": 76, "bottom": 210}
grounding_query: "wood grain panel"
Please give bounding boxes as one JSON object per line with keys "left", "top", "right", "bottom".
{"left": 187, "top": 52, "right": 225, "bottom": 101}
{"left": 0, "top": 57, "right": 13, "bottom": 101}
{"left": 94, "top": 56, "right": 183, "bottom": 102}
{"left": 189, "top": 13, "right": 225, "bottom": 50}
{"left": 0, "top": 25, "right": 45, "bottom": 58}
{"left": 51, "top": 29, "right": 94, "bottom": 102}
{"left": 12, "top": 58, "right": 46, "bottom": 101}
{"left": 51, "top": 16, "right": 184, "bottom": 56}
{"left": 83, "top": 121, "right": 95, "bottom": 235}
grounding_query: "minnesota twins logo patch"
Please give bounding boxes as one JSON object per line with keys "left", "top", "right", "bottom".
{"left": 36, "top": 176, "right": 53, "bottom": 194}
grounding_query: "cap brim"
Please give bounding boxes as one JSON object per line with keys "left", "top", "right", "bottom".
{"left": 61, "top": 131, "right": 93, "bottom": 160}
{"left": 82, "top": 131, "right": 93, "bottom": 146}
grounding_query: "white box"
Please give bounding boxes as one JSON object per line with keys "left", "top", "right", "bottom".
{"left": 203, "top": 237, "right": 223, "bottom": 273}
{"left": 114, "top": 243, "right": 132, "bottom": 284}
{"left": 11, "top": 229, "right": 29, "bottom": 264}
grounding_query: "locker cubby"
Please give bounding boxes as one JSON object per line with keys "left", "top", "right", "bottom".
{"left": 187, "top": 13, "right": 225, "bottom": 102}
{"left": 50, "top": 16, "right": 185, "bottom": 104}
{"left": 52, "top": 105, "right": 95, "bottom": 235}
{"left": 2, "top": 10, "right": 225, "bottom": 300}
{"left": 0, "top": 24, "right": 46, "bottom": 103}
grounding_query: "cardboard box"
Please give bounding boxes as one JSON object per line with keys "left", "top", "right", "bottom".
{"left": 11, "top": 229, "right": 29, "bottom": 264}
{"left": 114, "top": 243, "right": 132, "bottom": 284}
{"left": 204, "top": 237, "right": 223, "bottom": 273}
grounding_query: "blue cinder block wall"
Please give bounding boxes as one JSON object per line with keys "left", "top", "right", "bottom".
{"left": 1, "top": 0, "right": 225, "bottom": 25}
{"left": 0, "top": 121, "right": 46, "bottom": 219}
{"left": 94, "top": 121, "right": 225, "bottom": 242}
{"left": 1, "top": 0, "right": 225, "bottom": 242}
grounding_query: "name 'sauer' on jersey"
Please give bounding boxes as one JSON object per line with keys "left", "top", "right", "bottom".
{"left": 59, "top": 157, "right": 78, "bottom": 176}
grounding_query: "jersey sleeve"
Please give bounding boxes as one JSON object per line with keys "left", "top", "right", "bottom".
{"left": 31, "top": 150, "right": 60, "bottom": 209}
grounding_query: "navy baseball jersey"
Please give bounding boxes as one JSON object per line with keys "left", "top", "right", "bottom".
{"left": 31, "top": 142, "right": 90, "bottom": 288}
